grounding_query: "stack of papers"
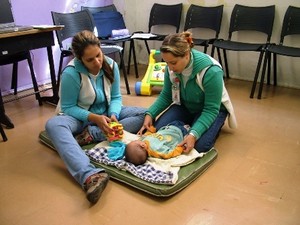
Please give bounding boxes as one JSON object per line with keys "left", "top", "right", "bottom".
{"left": 32, "top": 25, "right": 64, "bottom": 29}
{"left": 131, "top": 33, "right": 157, "bottom": 39}
{"left": 108, "top": 34, "right": 131, "bottom": 40}
{"left": 101, "top": 45, "right": 123, "bottom": 51}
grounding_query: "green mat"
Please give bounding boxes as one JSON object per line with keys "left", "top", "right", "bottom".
{"left": 39, "top": 130, "right": 217, "bottom": 197}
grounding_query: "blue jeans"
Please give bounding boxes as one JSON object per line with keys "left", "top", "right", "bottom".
{"left": 45, "top": 106, "right": 146, "bottom": 187}
{"left": 165, "top": 120, "right": 189, "bottom": 136}
{"left": 154, "top": 104, "right": 228, "bottom": 153}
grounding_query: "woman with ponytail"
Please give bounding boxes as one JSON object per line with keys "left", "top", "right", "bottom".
{"left": 46, "top": 30, "right": 146, "bottom": 204}
{"left": 138, "top": 31, "right": 237, "bottom": 154}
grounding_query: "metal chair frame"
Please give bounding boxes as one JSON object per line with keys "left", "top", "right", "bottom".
{"left": 51, "top": 9, "right": 130, "bottom": 95}
{"left": 213, "top": 4, "right": 275, "bottom": 82}
{"left": 251, "top": 5, "right": 300, "bottom": 99}
{"left": 184, "top": 4, "right": 223, "bottom": 56}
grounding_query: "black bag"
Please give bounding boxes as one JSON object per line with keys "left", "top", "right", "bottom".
{"left": 92, "top": 11, "right": 126, "bottom": 39}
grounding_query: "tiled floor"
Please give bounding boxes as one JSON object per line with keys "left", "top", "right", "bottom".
{"left": 1, "top": 65, "right": 300, "bottom": 225}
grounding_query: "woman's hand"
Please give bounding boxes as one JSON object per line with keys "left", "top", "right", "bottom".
{"left": 137, "top": 114, "right": 153, "bottom": 135}
{"left": 88, "top": 113, "right": 113, "bottom": 134}
{"left": 177, "top": 134, "right": 196, "bottom": 154}
{"left": 110, "top": 114, "right": 118, "bottom": 123}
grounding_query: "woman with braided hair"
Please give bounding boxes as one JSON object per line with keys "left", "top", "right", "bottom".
{"left": 138, "top": 31, "right": 237, "bottom": 154}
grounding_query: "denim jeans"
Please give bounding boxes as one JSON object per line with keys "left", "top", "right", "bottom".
{"left": 88, "top": 106, "right": 147, "bottom": 141}
{"left": 45, "top": 106, "right": 146, "bottom": 187}
{"left": 164, "top": 120, "right": 189, "bottom": 136}
{"left": 154, "top": 104, "right": 228, "bottom": 153}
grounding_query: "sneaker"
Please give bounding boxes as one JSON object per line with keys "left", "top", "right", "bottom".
{"left": 75, "top": 127, "right": 94, "bottom": 146}
{"left": 84, "top": 172, "right": 110, "bottom": 204}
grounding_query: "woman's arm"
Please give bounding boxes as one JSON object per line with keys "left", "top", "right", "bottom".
{"left": 108, "top": 60, "right": 122, "bottom": 119}
{"left": 60, "top": 68, "right": 91, "bottom": 122}
{"left": 190, "top": 66, "right": 224, "bottom": 138}
{"left": 146, "top": 67, "right": 173, "bottom": 118}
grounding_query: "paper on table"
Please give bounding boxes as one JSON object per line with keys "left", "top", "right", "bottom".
{"left": 32, "top": 25, "right": 64, "bottom": 29}
{"left": 131, "top": 33, "right": 157, "bottom": 39}
{"left": 101, "top": 45, "right": 123, "bottom": 51}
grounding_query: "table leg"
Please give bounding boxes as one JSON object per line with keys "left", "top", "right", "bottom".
{"left": 0, "top": 91, "right": 14, "bottom": 129}
{"left": 41, "top": 46, "right": 59, "bottom": 105}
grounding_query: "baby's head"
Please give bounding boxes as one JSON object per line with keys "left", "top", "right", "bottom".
{"left": 125, "top": 140, "right": 148, "bottom": 166}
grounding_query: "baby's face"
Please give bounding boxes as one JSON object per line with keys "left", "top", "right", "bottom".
{"left": 126, "top": 140, "right": 148, "bottom": 165}
{"left": 127, "top": 140, "right": 147, "bottom": 154}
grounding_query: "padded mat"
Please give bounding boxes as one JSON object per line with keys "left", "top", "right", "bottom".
{"left": 39, "top": 130, "right": 218, "bottom": 197}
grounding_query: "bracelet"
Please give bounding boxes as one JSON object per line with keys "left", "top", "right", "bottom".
{"left": 189, "top": 132, "right": 196, "bottom": 138}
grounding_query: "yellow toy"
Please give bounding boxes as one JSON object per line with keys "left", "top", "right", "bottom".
{"left": 135, "top": 49, "right": 166, "bottom": 95}
{"left": 106, "top": 122, "right": 124, "bottom": 142}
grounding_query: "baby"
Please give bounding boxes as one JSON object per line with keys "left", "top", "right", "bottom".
{"left": 124, "top": 120, "right": 190, "bottom": 166}
{"left": 76, "top": 120, "right": 190, "bottom": 166}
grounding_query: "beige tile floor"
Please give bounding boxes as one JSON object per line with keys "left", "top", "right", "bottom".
{"left": 1, "top": 65, "right": 300, "bottom": 225}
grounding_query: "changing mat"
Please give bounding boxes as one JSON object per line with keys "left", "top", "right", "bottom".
{"left": 39, "top": 130, "right": 218, "bottom": 197}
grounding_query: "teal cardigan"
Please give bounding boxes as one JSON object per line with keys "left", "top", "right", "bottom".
{"left": 146, "top": 49, "right": 225, "bottom": 139}
{"left": 56, "top": 56, "right": 122, "bottom": 122}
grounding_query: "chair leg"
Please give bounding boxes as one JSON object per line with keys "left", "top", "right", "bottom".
{"left": 211, "top": 46, "right": 216, "bottom": 58}
{"left": 144, "top": 40, "right": 150, "bottom": 55}
{"left": 267, "top": 51, "right": 271, "bottom": 85}
{"left": 203, "top": 44, "right": 208, "bottom": 54}
{"left": 216, "top": 48, "right": 223, "bottom": 68}
{"left": 223, "top": 49, "right": 230, "bottom": 78}
{"left": 57, "top": 55, "right": 64, "bottom": 90}
{"left": 131, "top": 40, "right": 139, "bottom": 78}
{"left": 119, "top": 52, "right": 130, "bottom": 95}
{"left": 127, "top": 39, "right": 139, "bottom": 78}
{"left": 273, "top": 53, "right": 277, "bottom": 86}
{"left": 27, "top": 53, "right": 42, "bottom": 106}
{"left": 120, "top": 41, "right": 126, "bottom": 69}
{"left": 257, "top": 51, "right": 269, "bottom": 99}
{"left": 0, "top": 90, "right": 14, "bottom": 129}
{"left": 0, "top": 91, "right": 9, "bottom": 142}
{"left": 0, "top": 124, "right": 7, "bottom": 142}
{"left": 11, "top": 62, "right": 18, "bottom": 95}
{"left": 250, "top": 51, "right": 265, "bottom": 98}
{"left": 127, "top": 40, "right": 133, "bottom": 75}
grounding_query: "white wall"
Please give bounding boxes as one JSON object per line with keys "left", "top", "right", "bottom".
{"left": 116, "top": 0, "right": 300, "bottom": 89}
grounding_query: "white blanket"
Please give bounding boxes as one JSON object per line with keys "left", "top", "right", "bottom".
{"left": 86, "top": 131, "right": 204, "bottom": 185}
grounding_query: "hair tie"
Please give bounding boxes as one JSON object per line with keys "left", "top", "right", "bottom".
{"left": 186, "top": 36, "right": 193, "bottom": 45}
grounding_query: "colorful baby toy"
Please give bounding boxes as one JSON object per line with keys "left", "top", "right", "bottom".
{"left": 106, "top": 122, "right": 124, "bottom": 142}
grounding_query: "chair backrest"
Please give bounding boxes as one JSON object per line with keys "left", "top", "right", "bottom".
{"left": 228, "top": 4, "right": 275, "bottom": 42}
{"left": 81, "top": 4, "right": 117, "bottom": 13}
{"left": 51, "top": 10, "right": 95, "bottom": 50}
{"left": 184, "top": 4, "right": 223, "bottom": 38}
{"left": 148, "top": 3, "right": 183, "bottom": 33}
{"left": 92, "top": 11, "right": 126, "bottom": 39}
{"left": 81, "top": 5, "right": 126, "bottom": 39}
{"left": 280, "top": 6, "right": 300, "bottom": 45}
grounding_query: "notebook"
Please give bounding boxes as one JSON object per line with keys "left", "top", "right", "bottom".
{"left": 0, "top": 0, "right": 33, "bottom": 34}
